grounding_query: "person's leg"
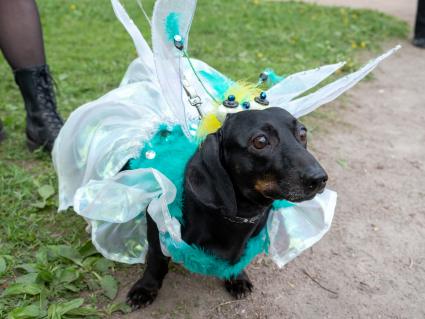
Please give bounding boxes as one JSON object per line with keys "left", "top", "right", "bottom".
{"left": 0, "top": 0, "right": 63, "bottom": 151}
{"left": 413, "top": 0, "right": 425, "bottom": 48}
{"left": 0, "top": 0, "right": 45, "bottom": 69}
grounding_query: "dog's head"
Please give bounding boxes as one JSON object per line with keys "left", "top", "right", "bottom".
{"left": 185, "top": 107, "right": 327, "bottom": 214}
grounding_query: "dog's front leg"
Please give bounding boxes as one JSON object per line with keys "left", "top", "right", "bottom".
{"left": 127, "top": 214, "right": 170, "bottom": 310}
{"left": 224, "top": 270, "right": 253, "bottom": 299}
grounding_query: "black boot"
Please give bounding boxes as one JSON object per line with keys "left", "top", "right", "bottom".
{"left": 412, "top": 38, "right": 425, "bottom": 48}
{"left": 414, "top": 0, "right": 425, "bottom": 48}
{"left": 14, "top": 64, "right": 63, "bottom": 152}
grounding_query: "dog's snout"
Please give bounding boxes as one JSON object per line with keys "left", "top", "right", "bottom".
{"left": 302, "top": 169, "right": 328, "bottom": 192}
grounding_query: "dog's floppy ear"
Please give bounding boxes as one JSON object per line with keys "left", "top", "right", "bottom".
{"left": 185, "top": 132, "right": 237, "bottom": 216}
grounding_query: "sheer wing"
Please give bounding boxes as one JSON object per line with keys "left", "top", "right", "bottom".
{"left": 284, "top": 45, "right": 401, "bottom": 118}
{"left": 152, "top": 0, "right": 197, "bottom": 136}
{"left": 111, "top": 0, "right": 155, "bottom": 76}
{"left": 266, "top": 62, "right": 345, "bottom": 106}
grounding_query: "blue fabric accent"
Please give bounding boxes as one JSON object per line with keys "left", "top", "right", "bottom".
{"left": 272, "top": 199, "right": 295, "bottom": 209}
{"left": 165, "top": 12, "right": 182, "bottom": 41}
{"left": 129, "top": 125, "right": 292, "bottom": 278}
{"left": 199, "top": 70, "right": 234, "bottom": 100}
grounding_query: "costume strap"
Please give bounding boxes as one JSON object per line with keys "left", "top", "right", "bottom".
{"left": 182, "top": 77, "right": 203, "bottom": 118}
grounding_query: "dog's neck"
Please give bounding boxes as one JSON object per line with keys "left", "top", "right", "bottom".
{"left": 233, "top": 186, "right": 273, "bottom": 217}
{"left": 182, "top": 189, "right": 272, "bottom": 264}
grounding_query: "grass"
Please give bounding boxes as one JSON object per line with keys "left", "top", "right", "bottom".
{"left": 0, "top": 0, "right": 408, "bottom": 317}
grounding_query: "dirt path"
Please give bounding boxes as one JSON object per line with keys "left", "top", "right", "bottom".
{"left": 116, "top": 3, "right": 425, "bottom": 318}
{"left": 301, "top": 0, "right": 417, "bottom": 24}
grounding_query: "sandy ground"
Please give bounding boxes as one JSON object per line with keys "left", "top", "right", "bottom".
{"left": 115, "top": 2, "right": 425, "bottom": 318}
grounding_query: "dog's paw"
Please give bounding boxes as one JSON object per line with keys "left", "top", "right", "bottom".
{"left": 224, "top": 272, "right": 253, "bottom": 299}
{"left": 126, "top": 285, "right": 158, "bottom": 311}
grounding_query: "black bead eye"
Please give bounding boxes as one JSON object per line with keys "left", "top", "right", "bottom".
{"left": 252, "top": 135, "right": 269, "bottom": 149}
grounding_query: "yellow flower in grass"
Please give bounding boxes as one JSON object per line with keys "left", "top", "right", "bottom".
{"left": 70, "top": 4, "right": 77, "bottom": 11}
{"left": 360, "top": 41, "right": 367, "bottom": 49}
{"left": 351, "top": 41, "right": 357, "bottom": 49}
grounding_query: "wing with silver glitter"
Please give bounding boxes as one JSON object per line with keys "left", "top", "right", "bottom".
{"left": 152, "top": 0, "right": 197, "bottom": 137}
{"left": 284, "top": 45, "right": 401, "bottom": 118}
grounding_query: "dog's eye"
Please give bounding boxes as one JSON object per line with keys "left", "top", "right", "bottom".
{"left": 299, "top": 128, "right": 307, "bottom": 143}
{"left": 252, "top": 135, "right": 269, "bottom": 149}
{"left": 299, "top": 129, "right": 307, "bottom": 141}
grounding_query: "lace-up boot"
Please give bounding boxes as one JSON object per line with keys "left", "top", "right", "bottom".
{"left": 14, "top": 64, "right": 63, "bottom": 152}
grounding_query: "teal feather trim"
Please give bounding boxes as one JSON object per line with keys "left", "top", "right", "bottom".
{"left": 199, "top": 69, "right": 234, "bottom": 100}
{"left": 129, "top": 125, "right": 294, "bottom": 278}
{"left": 128, "top": 125, "right": 198, "bottom": 222}
{"left": 258, "top": 68, "right": 285, "bottom": 87}
{"left": 165, "top": 12, "right": 182, "bottom": 41}
{"left": 161, "top": 227, "right": 269, "bottom": 279}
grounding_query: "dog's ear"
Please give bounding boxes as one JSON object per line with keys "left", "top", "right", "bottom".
{"left": 185, "top": 132, "right": 237, "bottom": 216}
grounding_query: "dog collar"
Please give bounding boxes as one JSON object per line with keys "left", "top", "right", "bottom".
{"left": 223, "top": 208, "right": 267, "bottom": 224}
{"left": 222, "top": 211, "right": 266, "bottom": 224}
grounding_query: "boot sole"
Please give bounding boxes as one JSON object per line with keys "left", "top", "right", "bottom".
{"left": 27, "top": 137, "right": 53, "bottom": 153}
{"left": 27, "top": 137, "right": 41, "bottom": 152}
{"left": 27, "top": 136, "right": 51, "bottom": 152}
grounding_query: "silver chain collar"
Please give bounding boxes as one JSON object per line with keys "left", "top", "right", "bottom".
{"left": 222, "top": 208, "right": 267, "bottom": 224}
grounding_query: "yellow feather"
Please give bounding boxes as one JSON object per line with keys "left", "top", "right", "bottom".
{"left": 224, "top": 81, "right": 261, "bottom": 103}
{"left": 196, "top": 81, "right": 261, "bottom": 138}
{"left": 197, "top": 113, "right": 222, "bottom": 137}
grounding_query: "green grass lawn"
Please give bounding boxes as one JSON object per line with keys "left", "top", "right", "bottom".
{"left": 0, "top": 0, "right": 407, "bottom": 317}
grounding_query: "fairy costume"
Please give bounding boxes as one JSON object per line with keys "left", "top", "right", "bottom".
{"left": 53, "top": 0, "right": 399, "bottom": 278}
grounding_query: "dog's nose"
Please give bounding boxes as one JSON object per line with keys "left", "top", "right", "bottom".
{"left": 302, "top": 170, "right": 328, "bottom": 192}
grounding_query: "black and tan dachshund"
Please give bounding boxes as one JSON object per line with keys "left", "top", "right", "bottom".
{"left": 127, "top": 107, "right": 328, "bottom": 309}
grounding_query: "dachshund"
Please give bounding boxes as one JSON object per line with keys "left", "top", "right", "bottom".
{"left": 126, "top": 107, "right": 328, "bottom": 309}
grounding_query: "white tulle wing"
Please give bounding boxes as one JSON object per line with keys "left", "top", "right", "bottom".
{"left": 284, "top": 45, "right": 401, "bottom": 118}
{"left": 267, "top": 62, "right": 345, "bottom": 106}
{"left": 152, "top": 0, "right": 198, "bottom": 136}
{"left": 111, "top": 0, "right": 155, "bottom": 78}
